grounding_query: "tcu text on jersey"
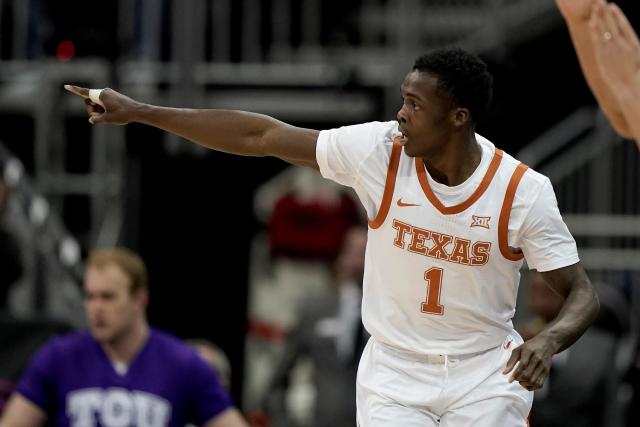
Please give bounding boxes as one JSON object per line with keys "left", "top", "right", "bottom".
{"left": 392, "top": 219, "right": 491, "bottom": 266}
{"left": 67, "top": 388, "right": 171, "bottom": 427}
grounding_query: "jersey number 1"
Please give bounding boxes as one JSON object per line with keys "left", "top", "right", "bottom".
{"left": 421, "top": 267, "right": 444, "bottom": 315}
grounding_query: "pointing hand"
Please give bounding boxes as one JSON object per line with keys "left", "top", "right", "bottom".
{"left": 64, "top": 85, "right": 141, "bottom": 125}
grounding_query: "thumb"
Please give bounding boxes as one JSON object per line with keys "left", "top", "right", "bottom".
{"left": 502, "top": 346, "right": 521, "bottom": 375}
{"left": 88, "top": 112, "right": 106, "bottom": 125}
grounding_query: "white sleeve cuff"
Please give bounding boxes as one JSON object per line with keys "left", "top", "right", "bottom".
{"left": 315, "top": 129, "right": 333, "bottom": 180}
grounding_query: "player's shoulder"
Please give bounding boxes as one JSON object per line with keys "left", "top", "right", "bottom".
{"left": 485, "top": 138, "right": 549, "bottom": 189}
{"left": 514, "top": 157, "right": 549, "bottom": 193}
{"left": 499, "top": 148, "right": 553, "bottom": 210}
{"left": 27, "top": 330, "right": 94, "bottom": 368}
{"left": 148, "top": 329, "right": 202, "bottom": 366}
{"left": 148, "top": 330, "right": 221, "bottom": 381}
{"left": 325, "top": 120, "right": 398, "bottom": 145}
{"left": 43, "top": 330, "right": 94, "bottom": 353}
{"left": 477, "top": 134, "right": 551, "bottom": 205}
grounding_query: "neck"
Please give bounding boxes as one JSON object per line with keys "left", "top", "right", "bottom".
{"left": 422, "top": 132, "right": 481, "bottom": 186}
{"left": 102, "top": 320, "right": 150, "bottom": 365}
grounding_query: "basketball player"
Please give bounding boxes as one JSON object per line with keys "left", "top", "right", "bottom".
{"left": 557, "top": 0, "right": 640, "bottom": 147}
{"left": 64, "top": 48, "right": 600, "bottom": 427}
{"left": 0, "top": 248, "right": 248, "bottom": 427}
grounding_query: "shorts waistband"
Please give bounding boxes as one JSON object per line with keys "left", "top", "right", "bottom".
{"left": 374, "top": 339, "right": 496, "bottom": 365}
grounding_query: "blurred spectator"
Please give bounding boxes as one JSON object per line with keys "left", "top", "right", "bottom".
{"left": 243, "top": 169, "right": 365, "bottom": 423}
{"left": 263, "top": 227, "right": 368, "bottom": 427}
{"left": 0, "top": 178, "right": 21, "bottom": 301}
{"left": 0, "top": 248, "right": 248, "bottom": 427}
{"left": 518, "top": 270, "right": 622, "bottom": 427}
{"left": 268, "top": 168, "right": 362, "bottom": 262}
{"left": 557, "top": 0, "right": 640, "bottom": 148}
{"left": 0, "top": 177, "right": 69, "bottom": 414}
{"left": 187, "top": 338, "right": 233, "bottom": 390}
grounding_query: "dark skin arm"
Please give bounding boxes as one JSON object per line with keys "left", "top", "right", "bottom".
{"left": 503, "top": 261, "right": 600, "bottom": 390}
{"left": 64, "top": 85, "right": 320, "bottom": 169}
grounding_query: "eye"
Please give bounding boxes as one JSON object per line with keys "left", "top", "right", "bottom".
{"left": 400, "top": 96, "right": 420, "bottom": 112}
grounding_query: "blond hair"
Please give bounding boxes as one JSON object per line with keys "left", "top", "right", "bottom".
{"left": 87, "top": 248, "right": 148, "bottom": 293}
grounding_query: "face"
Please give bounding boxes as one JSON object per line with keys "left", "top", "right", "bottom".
{"left": 397, "top": 71, "right": 455, "bottom": 158}
{"left": 84, "top": 264, "right": 146, "bottom": 344}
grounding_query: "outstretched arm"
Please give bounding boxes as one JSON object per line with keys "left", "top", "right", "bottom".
{"left": 64, "top": 85, "right": 320, "bottom": 169}
{"left": 556, "top": 0, "right": 634, "bottom": 138}
{"left": 503, "top": 262, "right": 599, "bottom": 390}
{"left": 589, "top": 1, "right": 640, "bottom": 148}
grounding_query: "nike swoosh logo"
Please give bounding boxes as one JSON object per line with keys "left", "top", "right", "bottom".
{"left": 396, "top": 198, "right": 421, "bottom": 207}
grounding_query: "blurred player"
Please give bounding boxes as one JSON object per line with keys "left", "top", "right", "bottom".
{"left": 0, "top": 248, "right": 248, "bottom": 427}
{"left": 558, "top": 0, "right": 640, "bottom": 148}
{"left": 65, "top": 47, "right": 599, "bottom": 427}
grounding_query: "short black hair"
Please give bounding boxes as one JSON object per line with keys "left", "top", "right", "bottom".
{"left": 413, "top": 48, "right": 493, "bottom": 123}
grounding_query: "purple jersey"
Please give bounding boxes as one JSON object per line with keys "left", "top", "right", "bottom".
{"left": 17, "top": 330, "right": 232, "bottom": 427}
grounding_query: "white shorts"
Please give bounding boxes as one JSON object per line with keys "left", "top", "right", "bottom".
{"left": 356, "top": 335, "right": 533, "bottom": 427}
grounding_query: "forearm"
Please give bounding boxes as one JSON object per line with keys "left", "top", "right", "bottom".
{"left": 0, "top": 394, "right": 47, "bottom": 427}
{"left": 133, "top": 105, "right": 285, "bottom": 157}
{"left": 65, "top": 85, "right": 320, "bottom": 167}
{"left": 205, "top": 408, "right": 250, "bottom": 427}
{"left": 537, "top": 275, "right": 599, "bottom": 353}
{"left": 564, "top": 16, "right": 634, "bottom": 138}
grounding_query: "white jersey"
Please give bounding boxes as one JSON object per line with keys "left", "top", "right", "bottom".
{"left": 316, "top": 121, "right": 579, "bottom": 355}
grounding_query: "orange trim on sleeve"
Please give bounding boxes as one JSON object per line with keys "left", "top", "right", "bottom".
{"left": 415, "top": 149, "right": 503, "bottom": 215}
{"left": 368, "top": 139, "right": 402, "bottom": 229}
{"left": 498, "top": 162, "right": 529, "bottom": 261}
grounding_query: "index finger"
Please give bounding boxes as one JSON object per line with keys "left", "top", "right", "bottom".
{"left": 64, "top": 85, "right": 90, "bottom": 98}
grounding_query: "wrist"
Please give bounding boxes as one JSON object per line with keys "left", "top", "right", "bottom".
{"left": 563, "top": 12, "right": 592, "bottom": 26}
{"left": 131, "top": 102, "right": 152, "bottom": 124}
{"left": 535, "top": 329, "right": 564, "bottom": 355}
{"left": 558, "top": 1, "right": 595, "bottom": 25}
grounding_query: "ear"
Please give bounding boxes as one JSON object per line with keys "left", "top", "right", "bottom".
{"left": 134, "top": 289, "right": 149, "bottom": 308}
{"left": 451, "top": 108, "right": 471, "bottom": 127}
